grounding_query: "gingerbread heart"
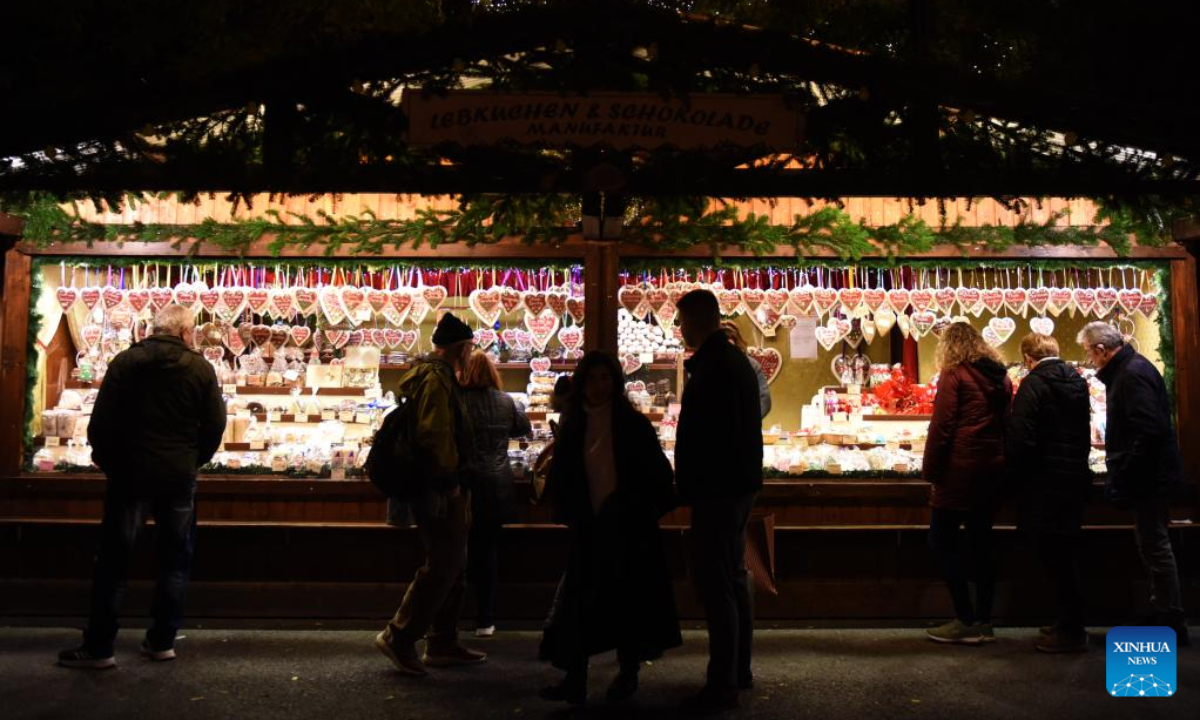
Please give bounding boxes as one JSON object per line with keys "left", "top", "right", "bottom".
{"left": 524, "top": 291, "right": 549, "bottom": 316}
{"left": 813, "top": 288, "right": 839, "bottom": 316}
{"left": 765, "top": 289, "right": 790, "bottom": 314}
{"left": 547, "top": 291, "right": 568, "bottom": 317}
{"left": 422, "top": 285, "right": 447, "bottom": 312}
{"left": 501, "top": 328, "right": 520, "bottom": 348}
{"left": 717, "top": 289, "right": 744, "bottom": 316}
{"left": 873, "top": 308, "right": 897, "bottom": 336}
{"left": 955, "top": 287, "right": 981, "bottom": 315}
{"left": 778, "top": 314, "right": 798, "bottom": 331}
{"left": 101, "top": 285, "right": 124, "bottom": 310}
{"left": 645, "top": 288, "right": 670, "bottom": 313}
{"left": 324, "top": 328, "right": 349, "bottom": 349}
{"left": 469, "top": 288, "right": 503, "bottom": 326}
{"left": 566, "top": 297, "right": 586, "bottom": 324}
{"left": 980, "top": 288, "right": 1004, "bottom": 314}
{"left": 383, "top": 328, "right": 404, "bottom": 349}
{"left": 250, "top": 324, "right": 273, "bottom": 347}
{"left": 558, "top": 325, "right": 584, "bottom": 352}
{"left": 838, "top": 287, "right": 864, "bottom": 313}
{"left": 270, "top": 288, "right": 296, "bottom": 319}
{"left": 388, "top": 289, "right": 413, "bottom": 323}
{"left": 930, "top": 317, "right": 953, "bottom": 339}
{"left": 122, "top": 288, "right": 148, "bottom": 314}
{"left": 861, "top": 319, "right": 877, "bottom": 344}
{"left": 290, "top": 325, "right": 312, "bottom": 346}
{"left": 864, "top": 285, "right": 892, "bottom": 314}
{"left": 1117, "top": 289, "right": 1143, "bottom": 315}
{"left": 1047, "top": 287, "right": 1073, "bottom": 317}
{"left": 474, "top": 328, "right": 498, "bottom": 349}
{"left": 896, "top": 313, "right": 911, "bottom": 339}
{"left": 347, "top": 329, "right": 366, "bottom": 347}
{"left": 621, "top": 353, "right": 643, "bottom": 376}
{"left": 814, "top": 326, "right": 840, "bottom": 351}
{"left": 514, "top": 329, "right": 532, "bottom": 351}
{"left": 909, "top": 289, "right": 935, "bottom": 313}
{"left": 910, "top": 310, "right": 937, "bottom": 338}
{"left": 740, "top": 288, "right": 765, "bottom": 313}
{"left": 1029, "top": 316, "right": 1055, "bottom": 336}
{"left": 400, "top": 329, "right": 420, "bottom": 352}
{"left": 934, "top": 288, "right": 957, "bottom": 314}
{"left": 370, "top": 328, "right": 389, "bottom": 349}
{"left": 1138, "top": 293, "right": 1159, "bottom": 318}
{"left": 886, "top": 288, "right": 911, "bottom": 314}
{"left": 1072, "top": 288, "right": 1097, "bottom": 316}
{"left": 80, "top": 324, "right": 103, "bottom": 349}
{"left": 198, "top": 288, "right": 221, "bottom": 313}
{"left": 988, "top": 316, "right": 1016, "bottom": 344}
{"left": 366, "top": 289, "right": 389, "bottom": 313}
{"left": 55, "top": 287, "right": 79, "bottom": 312}
{"left": 525, "top": 309, "right": 560, "bottom": 352}
{"left": 202, "top": 346, "right": 225, "bottom": 363}
{"left": 625, "top": 380, "right": 647, "bottom": 394}
{"left": 789, "top": 286, "right": 815, "bottom": 315}
{"left": 747, "top": 347, "right": 782, "bottom": 384}
{"left": 530, "top": 357, "right": 553, "bottom": 373}
{"left": 220, "top": 287, "right": 247, "bottom": 316}
{"left": 1093, "top": 287, "right": 1118, "bottom": 317}
{"left": 108, "top": 305, "right": 134, "bottom": 328}
{"left": 499, "top": 287, "right": 523, "bottom": 315}
{"left": 654, "top": 302, "right": 679, "bottom": 330}
{"left": 319, "top": 286, "right": 347, "bottom": 325}
{"left": 340, "top": 286, "right": 367, "bottom": 317}
{"left": 982, "top": 325, "right": 1003, "bottom": 348}
{"left": 294, "top": 287, "right": 319, "bottom": 316}
{"left": 1000, "top": 288, "right": 1026, "bottom": 315}
{"left": 1027, "top": 287, "right": 1050, "bottom": 314}
{"left": 246, "top": 288, "right": 271, "bottom": 315}
{"left": 148, "top": 287, "right": 174, "bottom": 312}
{"left": 80, "top": 286, "right": 102, "bottom": 311}
{"left": 408, "top": 293, "right": 431, "bottom": 326}
{"left": 224, "top": 327, "right": 247, "bottom": 356}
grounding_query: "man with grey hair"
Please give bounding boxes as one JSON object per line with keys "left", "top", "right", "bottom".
{"left": 1078, "top": 320, "right": 1188, "bottom": 644}
{"left": 59, "top": 303, "right": 227, "bottom": 668}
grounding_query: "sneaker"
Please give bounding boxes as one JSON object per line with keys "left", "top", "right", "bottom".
{"left": 926, "top": 619, "right": 985, "bottom": 645}
{"left": 58, "top": 646, "right": 116, "bottom": 669}
{"left": 679, "top": 687, "right": 739, "bottom": 716}
{"left": 1036, "top": 629, "right": 1089, "bottom": 653}
{"left": 141, "top": 640, "right": 176, "bottom": 662}
{"left": 974, "top": 623, "right": 996, "bottom": 643}
{"left": 606, "top": 670, "right": 639, "bottom": 704}
{"left": 474, "top": 625, "right": 496, "bottom": 638}
{"left": 374, "top": 631, "right": 427, "bottom": 676}
{"left": 423, "top": 643, "right": 487, "bottom": 667}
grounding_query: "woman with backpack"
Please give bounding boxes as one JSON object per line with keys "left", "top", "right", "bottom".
{"left": 460, "top": 350, "right": 532, "bottom": 638}
{"left": 539, "top": 351, "right": 681, "bottom": 706}
{"left": 922, "top": 322, "right": 1012, "bottom": 645}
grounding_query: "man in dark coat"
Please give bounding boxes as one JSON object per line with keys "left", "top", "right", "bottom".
{"left": 59, "top": 304, "right": 226, "bottom": 669}
{"left": 1079, "top": 321, "right": 1188, "bottom": 644}
{"left": 675, "top": 290, "right": 763, "bottom": 715}
{"left": 1007, "top": 333, "right": 1092, "bottom": 652}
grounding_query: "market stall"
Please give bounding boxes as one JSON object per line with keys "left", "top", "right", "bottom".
{"left": 1, "top": 194, "right": 1197, "bottom": 619}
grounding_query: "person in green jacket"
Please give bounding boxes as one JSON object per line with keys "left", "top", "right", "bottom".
{"left": 376, "top": 312, "right": 485, "bottom": 676}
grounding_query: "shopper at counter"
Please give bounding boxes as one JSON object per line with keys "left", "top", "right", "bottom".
{"left": 59, "top": 304, "right": 226, "bottom": 669}
{"left": 721, "top": 321, "right": 772, "bottom": 418}
{"left": 1079, "top": 321, "right": 1188, "bottom": 645}
{"left": 539, "top": 351, "right": 681, "bottom": 706}
{"left": 675, "top": 290, "right": 763, "bottom": 715}
{"left": 460, "top": 350, "right": 531, "bottom": 638}
{"left": 922, "top": 322, "right": 1011, "bottom": 646}
{"left": 1007, "top": 333, "right": 1092, "bottom": 653}
{"left": 375, "top": 312, "right": 486, "bottom": 676}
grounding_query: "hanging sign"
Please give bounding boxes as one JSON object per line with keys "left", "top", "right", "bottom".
{"left": 404, "top": 91, "right": 804, "bottom": 150}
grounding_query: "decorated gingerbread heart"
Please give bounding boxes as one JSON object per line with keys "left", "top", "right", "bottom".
{"left": 1094, "top": 287, "right": 1119, "bottom": 317}
{"left": 980, "top": 288, "right": 1004, "bottom": 314}
{"left": 1117, "top": 289, "right": 1143, "bottom": 315}
{"left": 319, "top": 286, "right": 347, "bottom": 325}
{"left": 934, "top": 287, "right": 957, "bottom": 314}
{"left": 909, "top": 289, "right": 935, "bottom": 313}
{"left": 988, "top": 316, "right": 1016, "bottom": 344}
{"left": 1029, "top": 316, "right": 1055, "bottom": 336}
{"left": 293, "top": 287, "right": 319, "bottom": 316}
{"left": 1138, "top": 293, "right": 1159, "bottom": 318}
{"left": 1027, "top": 287, "right": 1050, "bottom": 314}
{"left": 524, "top": 291, "right": 549, "bottom": 317}
{"left": 56, "top": 286, "right": 79, "bottom": 313}
{"left": 474, "top": 327, "right": 498, "bottom": 349}
{"left": 1003, "top": 288, "right": 1028, "bottom": 315}
{"left": 499, "top": 287, "right": 523, "bottom": 315}
{"left": 645, "top": 288, "right": 670, "bottom": 313}
{"left": 525, "top": 309, "right": 560, "bottom": 352}
{"left": 764, "top": 288, "right": 790, "bottom": 314}
{"left": 789, "top": 286, "right": 816, "bottom": 315}
{"left": 268, "top": 288, "right": 295, "bottom": 319}
{"left": 546, "top": 291, "right": 569, "bottom": 317}
{"left": 910, "top": 310, "right": 937, "bottom": 338}
{"left": 324, "top": 328, "right": 349, "bottom": 349}
{"left": 340, "top": 286, "right": 367, "bottom": 318}
{"left": 747, "top": 347, "right": 782, "bottom": 384}
{"left": 566, "top": 297, "right": 586, "bottom": 324}
{"left": 101, "top": 285, "right": 124, "bottom": 311}
{"left": 886, "top": 288, "right": 911, "bottom": 314}
{"left": 469, "top": 288, "right": 503, "bottom": 326}
{"left": 530, "top": 356, "right": 553, "bottom": 373}
{"left": 717, "top": 289, "right": 744, "bottom": 316}
{"left": 558, "top": 325, "right": 584, "bottom": 352}
{"left": 982, "top": 325, "right": 1003, "bottom": 348}
{"left": 422, "top": 285, "right": 447, "bottom": 312}
{"left": 123, "top": 288, "right": 149, "bottom": 314}
{"left": 621, "top": 353, "right": 643, "bottom": 376}
{"left": 813, "top": 288, "right": 839, "bottom": 316}
{"left": 198, "top": 288, "right": 221, "bottom": 313}
{"left": 80, "top": 324, "right": 103, "bottom": 349}
{"left": 1071, "top": 288, "right": 1097, "bottom": 316}
{"left": 148, "top": 287, "right": 175, "bottom": 312}
{"left": 80, "top": 286, "right": 103, "bottom": 311}
{"left": 400, "top": 329, "right": 420, "bottom": 352}
{"left": 290, "top": 325, "right": 312, "bottom": 346}
{"left": 220, "top": 287, "right": 247, "bottom": 316}
{"left": 955, "top": 287, "right": 981, "bottom": 315}
{"left": 838, "top": 287, "right": 864, "bottom": 314}
{"left": 366, "top": 288, "right": 389, "bottom": 313}
{"left": 814, "top": 325, "right": 841, "bottom": 351}
{"left": 1046, "top": 287, "right": 1073, "bottom": 317}
{"left": 408, "top": 292, "right": 431, "bottom": 326}
{"left": 246, "top": 288, "right": 271, "bottom": 315}
{"left": 740, "top": 288, "right": 765, "bottom": 313}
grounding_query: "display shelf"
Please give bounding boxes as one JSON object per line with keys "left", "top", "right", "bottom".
{"left": 227, "top": 386, "right": 366, "bottom": 396}
{"left": 222, "top": 442, "right": 271, "bottom": 451}
{"left": 64, "top": 380, "right": 97, "bottom": 390}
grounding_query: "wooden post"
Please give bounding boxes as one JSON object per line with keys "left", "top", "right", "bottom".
{"left": 0, "top": 246, "right": 32, "bottom": 477}
{"left": 583, "top": 240, "right": 620, "bottom": 355}
{"left": 1170, "top": 250, "right": 1200, "bottom": 485}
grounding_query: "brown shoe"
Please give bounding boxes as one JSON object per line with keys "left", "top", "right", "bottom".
{"left": 423, "top": 643, "right": 487, "bottom": 667}
{"left": 1035, "top": 629, "right": 1089, "bottom": 654}
{"left": 375, "top": 631, "right": 427, "bottom": 676}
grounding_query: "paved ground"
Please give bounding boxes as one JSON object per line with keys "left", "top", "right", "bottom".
{"left": 0, "top": 624, "right": 1194, "bottom": 720}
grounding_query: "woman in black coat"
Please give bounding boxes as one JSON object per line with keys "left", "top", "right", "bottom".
{"left": 539, "top": 351, "right": 681, "bottom": 706}
{"left": 1006, "top": 333, "right": 1092, "bottom": 653}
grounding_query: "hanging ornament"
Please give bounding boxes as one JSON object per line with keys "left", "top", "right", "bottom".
{"left": 422, "top": 285, "right": 448, "bottom": 312}
{"left": 1117, "top": 288, "right": 1144, "bottom": 315}
{"left": 717, "top": 289, "right": 744, "bottom": 316}
{"left": 319, "top": 286, "right": 347, "bottom": 325}
{"left": 1046, "top": 287, "right": 1072, "bottom": 317}
{"left": 988, "top": 316, "right": 1016, "bottom": 344}
{"left": 525, "top": 309, "right": 560, "bottom": 352}
{"left": 1030, "top": 317, "right": 1055, "bottom": 336}
{"left": 469, "top": 288, "right": 503, "bottom": 326}
{"left": 566, "top": 297, "right": 586, "bottom": 324}
{"left": 764, "top": 288, "right": 790, "bottom": 314}
{"left": 1094, "top": 287, "right": 1119, "bottom": 317}
{"left": 873, "top": 308, "right": 897, "bottom": 336}
{"left": 886, "top": 288, "right": 911, "bottom": 314}
{"left": 896, "top": 312, "right": 912, "bottom": 339}
{"left": 246, "top": 287, "right": 271, "bottom": 315}
{"left": 558, "top": 325, "right": 584, "bottom": 352}
{"left": 1072, "top": 287, "right": 1097, "bottom": 316}
{"left": 979, "top": 288, "right": 1004, "bottom": 314}
{"left": 789, "top": 285, "right": 816, "bottom": 315}
{"left": 910, "top": 310, "right": 937, "bottom": 338}
{"left": 746, "top": 347, "right": 782, "bottom": 384}
{"left": 933, "top": 287, "right": 957, "bottom": 314}
{"left": 56, "top": 286, "right": 79, "bottom": 313}
{"left": 1027, "top": 287, "right": 1050, "bottom": 315}
{"left": 1003, "top": 287, "right": 1028, "bottom": 315}
{"left": 293, "top": 287, "right": 319, "bottom": 316}
{"left": 499, "top": 287, "right": 523, "bottom": 315}
{"left": 813, "top": 287, "right": 839, "bottom": 316}
{"left": 909, "top": 288, "right": 935, "bottom": 313}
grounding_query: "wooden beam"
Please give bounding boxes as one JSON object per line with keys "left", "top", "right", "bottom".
{"left": 615, "top": 241, "right": 1189, "bottom": 261}
{"left": 0, "top": 248, "right": 32, "bottom": 477}
{"left": 0, "top": 213, "right": 24, "bottom": 238}
{"left": 1171, "top": 252, "right": 1200, "bottom": 485}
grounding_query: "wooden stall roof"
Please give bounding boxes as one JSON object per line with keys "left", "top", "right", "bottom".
{"left": 67, "top": 194, "right": 1104, "bottom": 230}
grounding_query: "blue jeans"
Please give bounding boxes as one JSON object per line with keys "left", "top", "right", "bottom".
{"left": 84, "top": 483, "right": 197, "bottom": 655}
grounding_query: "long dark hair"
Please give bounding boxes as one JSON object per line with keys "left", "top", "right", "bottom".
{"left": 564, "top": 351, "right": 634, "bottom": 424}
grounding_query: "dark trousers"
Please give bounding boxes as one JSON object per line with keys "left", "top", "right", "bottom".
{"left": 468, "top": 516, "right": 501, "bottom": 628}
{"left": 1033, "top": 532, "right": 1085, "bottom": 635}
{"left": 84, "top": 482, "right": 197, "bottom": 655}
{"left": 384, "top": 491, "right": 470, "bottom": 648}
{"left": 689, "top": 492, "right": 757, "bottom": 694}
{"left": 1132, "top": 496, "right": 1185, "bottom": 616}
{"left": 928, "top": 507, "right": 995, "bottom": 625}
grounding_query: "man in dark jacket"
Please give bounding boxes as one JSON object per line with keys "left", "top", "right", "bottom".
{"left": 1007, "top": 333, "right": 1092, "bottom": 652}
{"left": 59, "top": 304, "right": 226, "bottom": 669}
{"left": 376, "top": 312, "right": 486, "bottom": 676}
{"left": 675, "top": 290, "right": 763, "bottom": 715}
{"left": 1079, "top": 321, "right": 1188, "bottom": 644}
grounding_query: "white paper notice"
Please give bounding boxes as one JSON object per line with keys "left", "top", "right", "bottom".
{"left": 790, "top": 315, "right": 818, "bottom": 359}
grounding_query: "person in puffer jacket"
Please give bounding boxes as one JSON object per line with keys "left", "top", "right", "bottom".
{"left": 1007, "top": 333, "right": 1092, "bottom": 653}
{"left": 922, "top": 322, "right": 1012, "bottom": 646}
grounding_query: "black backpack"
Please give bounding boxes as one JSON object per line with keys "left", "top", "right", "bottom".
{"left": 365, "top": 395, "right": 423, "bottom": 499}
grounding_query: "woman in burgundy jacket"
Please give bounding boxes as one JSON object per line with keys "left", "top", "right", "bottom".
{"left": 921, "top": 322, "right": 1012, "bottom": 645}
